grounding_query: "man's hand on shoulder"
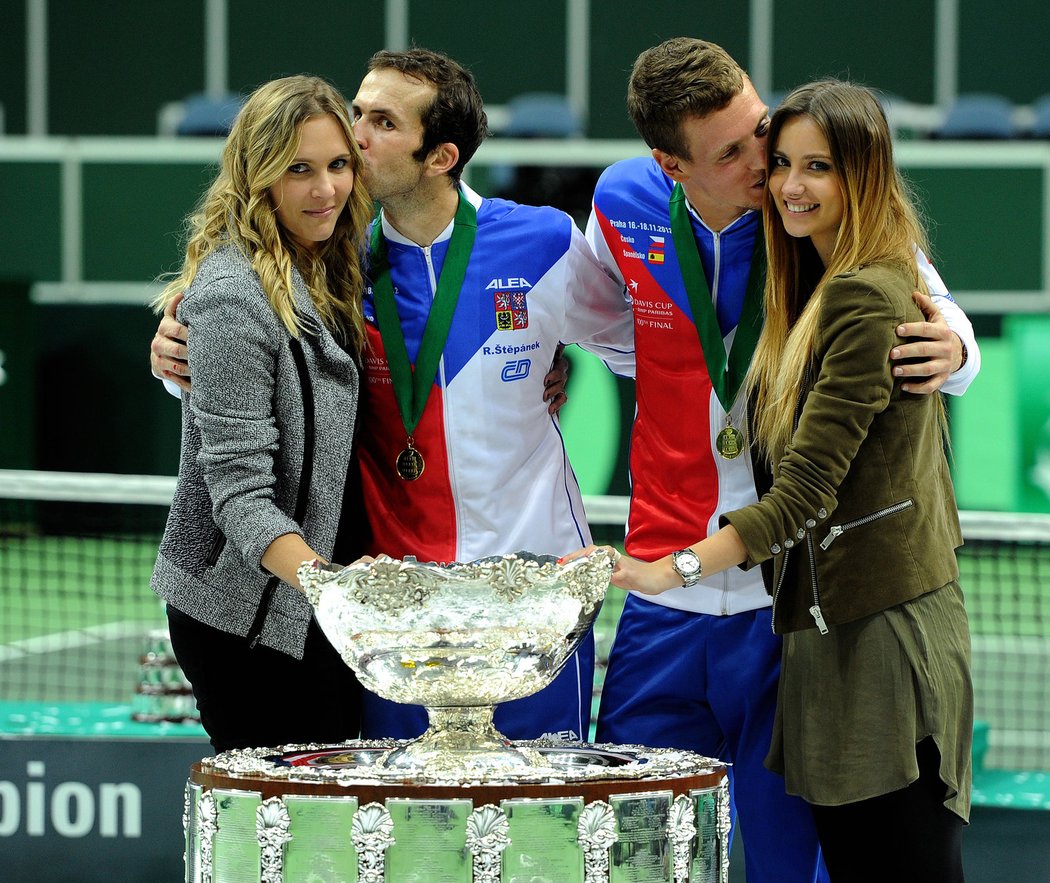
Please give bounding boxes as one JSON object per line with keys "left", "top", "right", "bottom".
{"left": 544, "top": 344, "right": 570, "bottom": 415}
{"left": 889, "top": 291, "right": 964, "bottom": 395}
{"left": 150, "top": 292, "right": 191, "bottom": 392}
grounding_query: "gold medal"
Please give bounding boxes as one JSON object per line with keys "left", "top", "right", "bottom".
{"left": 716, "top": 423, "right": 744, "bottom": 459}
{"left": 396, "top": 441, "right": 425, "bottom": 481}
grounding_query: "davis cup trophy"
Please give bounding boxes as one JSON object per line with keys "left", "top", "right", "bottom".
{"left": 301, "top": 550, "right": 612, "bottom": 776}
{"left": 183, "top": 550, "right": 731, "bottom": 883}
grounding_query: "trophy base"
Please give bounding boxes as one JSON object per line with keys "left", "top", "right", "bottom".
{"left": 188, "top": 740, "right": 731, "bottom": 882}
{"left": 381, "top": 704, "right": 544, "bottom": 776}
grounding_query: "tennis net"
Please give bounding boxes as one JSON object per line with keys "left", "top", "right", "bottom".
{"left": 0, "top": 470, "right": 174, "bottom": 704}
{"left": 2, "top": 471, "right": 1050, "bottom": 769}
{"left": 955, "top": 512, "right": 1050, "bottom": 770}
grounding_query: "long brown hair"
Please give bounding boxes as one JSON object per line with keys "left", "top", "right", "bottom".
{"left": 747, "top": 80, "right": 933, "bottom": 459}
{"left": 156, "top": 75, "right": 373, "bottom": 353}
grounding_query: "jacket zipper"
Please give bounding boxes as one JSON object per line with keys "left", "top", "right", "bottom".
{"left": 770, "top": 546, "right": 791, "bottom": 634}
{"left": 819, "top": 499, "right": 915, "bottom": 550}
{"left": 805, "top": 533, "right": 829, "bottom": 635}
{"left": 204, "top": 529, "right": 226, "bottom": 567}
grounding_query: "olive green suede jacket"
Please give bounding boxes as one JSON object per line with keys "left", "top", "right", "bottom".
{"left": 723, "top": 262, "right": 963, "bottom": 634}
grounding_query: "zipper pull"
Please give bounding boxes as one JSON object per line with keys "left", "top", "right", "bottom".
{"left": 809, "top": 604, "right": 830, "bottom": 635}
{"left": 819, "top": 526, "right": 843, "bottom": 551}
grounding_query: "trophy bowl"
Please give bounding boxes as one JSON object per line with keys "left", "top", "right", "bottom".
{"left": 298, "top": 549, "right": 613, "bottom": 777}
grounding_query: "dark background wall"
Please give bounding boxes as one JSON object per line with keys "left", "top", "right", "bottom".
{"left": 1, "top": 1, "right": 1048, "bottom": 509}
{"left": 1, "top": 1, "right": 1047, "bottom": 138}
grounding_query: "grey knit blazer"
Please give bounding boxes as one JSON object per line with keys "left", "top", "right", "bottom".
{"left": 151, "top": 245, "right": 360, "bottom": 659}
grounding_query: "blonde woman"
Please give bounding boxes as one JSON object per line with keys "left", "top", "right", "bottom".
{"left": 151, "top": 76, "right": 374, "bottom": 752}
{"left": 570, "top": 80, "right": 971, "bottom": 881}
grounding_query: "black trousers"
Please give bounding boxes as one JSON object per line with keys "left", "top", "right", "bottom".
{"left": 167, "top": 604, "right": 362, "bottom": 754}
{"left": 810, "top": 737, "right": 966, "bottom": 883}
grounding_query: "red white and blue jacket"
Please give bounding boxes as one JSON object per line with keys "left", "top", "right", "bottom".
{"left": 359, "top": 185, "right": 634, "bottom": 564}
{"left": 587, "top": 156, "right": 978, "bottom": 616}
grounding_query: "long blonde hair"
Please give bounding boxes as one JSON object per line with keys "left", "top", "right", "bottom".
{"left": 747, "top": 80, "right": 933, "bottom": 460}
{"left": 155, "top": 75, "right": 373, "bottom": 353}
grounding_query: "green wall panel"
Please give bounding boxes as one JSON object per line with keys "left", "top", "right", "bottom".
{"left": 49, "top": 0, "right": 202, "bottom": 135}
{"left": 588, "top": 1, "right": 751, "bottom": 138}
{"left": 408, "top": 0, "right": 567, "bottom": 103}
{"left": 0, "top": 1, "right": 27, "bottom": 133}
{"left": 773, "top": 1, "right": 935, "bottom": 103}
{"left": 0, "top": 162, "right": 62, "bottom": 282}
{"left": 34, "top": 304, "right": 182, "bottom": 475}
{"left": 560, "top": 347, "right": 623, "bottom": 496}
{"left": 906, "top": 167, "right": 1043, "bottom": 291}
{"left": 0, "top": 283, "right": 35, "bottom": 469}
{"left": 1010, "top": 316, "right": 1050, "bottom": 512}
{"left": 951, "top": 338, "right": 1016, "bottom": 511}
{"left": 82, "top": 162, "right": 216, "bottom": 282}
{"left": 959, "top": 0, "right": 1050, "bottom": 102}
{"left": 227, "top": 0, "right": 385, "bottom": 100}
{"left": 18, "top": 1, "right": 1050, "bottom": 137}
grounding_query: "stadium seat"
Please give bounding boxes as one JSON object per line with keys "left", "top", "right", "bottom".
{"left": 502, "top": 92, "right": 582, "bottom": 138}
{"left": 1031, "top": 94, "right": 1050, "bottom": 138}
{"left": 489, "top": 92, "right": 593, "bottom": 220}
{"left": 165, "top": 92, "right": 243, "bottom": 137}
{"left": 933, "top": 93, "right": 1018, "bottom": 139}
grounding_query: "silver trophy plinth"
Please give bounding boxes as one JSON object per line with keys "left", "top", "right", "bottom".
{"left": 299, "top": 549, "right": 612, "bottom": 777}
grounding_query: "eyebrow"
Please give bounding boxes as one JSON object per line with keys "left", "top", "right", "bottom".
{"left": 353, "top": 102, "right": 398, "bottom": 121}
{"left": 290, "top": 149, "right": 352, "bottom": 163}
{"left": 713, "top": 107, "right": 770, "bottom": 157}
{"left": 773, "top": 150, "right": 833, "bottom": 161}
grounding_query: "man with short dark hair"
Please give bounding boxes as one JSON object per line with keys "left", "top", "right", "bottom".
{"left": 585, "top": 37, "right": 979, "bottom": 883}
{"left": 349, "top": 48, "right": 633, "bottom": 740}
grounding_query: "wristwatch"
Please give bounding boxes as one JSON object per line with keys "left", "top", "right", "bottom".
{"left": 671, "top": 548, "right": 703, "bottom": 587}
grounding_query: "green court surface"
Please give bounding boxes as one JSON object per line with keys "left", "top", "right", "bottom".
{"left": 0, "top": 700, "right": 206, "bottom": 740}
{"left": 0, "top": 532, "right": 168, "bottom": 705}
{"left": 0, "top": 530, "right": 630, "bottom": 739}
{"left": 972, "top": 769, "right": 1050, "bottom": 810}
{"left": 1, "top": 533, "right": 164, "bottom": 640}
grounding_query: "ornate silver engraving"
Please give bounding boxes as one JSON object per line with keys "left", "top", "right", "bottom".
{"left": 717, "top": 776, "right": 732, "bottom": 883}
{"left": 301, "top": 551, "right": 612, "bottom": 612}
{"left": 256, "top": 796, "right": 292, "bottom": 883}
{"left": 351, "top": 802, "right": 395, "bottom": 883}
{"left": 197, "top": 789, "right": 218, "bottom": 883}
{"left": 298, "top": 550, "right": 614, "bottom": 776}
{"left": 668, "top": 793, "right": 698, "bottom": 883}
{"left": 578, "top": 799, "right": 618, "bottom": 883}
{"left": 203, "top": 741, "right": 724, "bottom": 788}
{"left": 465, "top": 804, "right": 510, "bottom": 883}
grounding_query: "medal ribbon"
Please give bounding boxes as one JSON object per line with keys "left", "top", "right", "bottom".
{"left": 668, "top": 183, "right": 765, "bottom": 412}
{"left": 369, "top": 191, "right": 478, "bottom": 437}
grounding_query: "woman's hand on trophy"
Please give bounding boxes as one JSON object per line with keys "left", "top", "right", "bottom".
{"left": 558, "top": 545, "right": 679, "bottom": 595}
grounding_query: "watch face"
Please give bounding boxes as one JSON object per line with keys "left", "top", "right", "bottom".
{"left": 675, "top": 550, "right": 700, "bottom": 574}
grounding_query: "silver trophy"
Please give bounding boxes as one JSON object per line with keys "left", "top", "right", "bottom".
{"left": 299, "top": 549, "right": 613, "bottom": 777}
